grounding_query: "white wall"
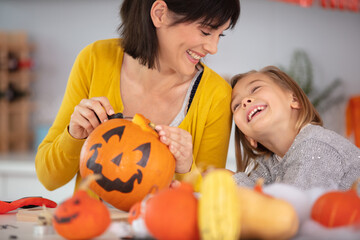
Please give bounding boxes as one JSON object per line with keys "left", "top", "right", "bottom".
{"left": 1, "top": 0, "right": 360, "bottom": 171}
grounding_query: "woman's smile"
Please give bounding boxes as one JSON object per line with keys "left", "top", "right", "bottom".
{"left": 186, "top": 49, "right": 203, "bottom": 64}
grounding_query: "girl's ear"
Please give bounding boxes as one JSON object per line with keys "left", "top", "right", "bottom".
{"left": 150, "top": 0, "right": 168, "bottom": 28}
{"left": 290, "top": 93, "right": 301, "bottom": 110}
{"left": 245, "top": 136, "right": 258, "bottom": 148}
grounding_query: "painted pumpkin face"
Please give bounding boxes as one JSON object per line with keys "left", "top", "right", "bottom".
{"left": 80, "top": 114, "right": 176, "bottom": 211}
{"left": 53, "top": 190, "right": 111, "bottom": 240}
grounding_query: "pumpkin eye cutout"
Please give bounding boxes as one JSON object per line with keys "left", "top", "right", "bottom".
{"left": 135, "top": 142, "right": 151, "bottom": 167}
{"left": 102, "top": 126, "right": 125, "bottom": 142}
{"left": 80, "top": 114, "right": 176, "bottom": 211}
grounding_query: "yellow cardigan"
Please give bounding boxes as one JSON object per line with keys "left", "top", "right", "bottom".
{"left": 35, "top": 39, "right": 232, "bottom": 193}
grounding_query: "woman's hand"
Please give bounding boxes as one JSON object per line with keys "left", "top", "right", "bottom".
{"left": 169, "top": 180, "right": 181, "bottom": 189}
{"left": 69, "top": 97, "right": 115, "bottom": 139}
{"left": 155, "top": 125, "right": 193, "bottom": 174}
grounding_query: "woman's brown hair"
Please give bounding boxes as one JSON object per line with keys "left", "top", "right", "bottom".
{"left": 230, "top": 66, "right": 323, "bottom": 172}
{"left": 119, "top": 0, "right": 240, "bottom": 69}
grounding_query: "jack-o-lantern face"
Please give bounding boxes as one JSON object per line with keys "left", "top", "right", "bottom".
{"left": 53, "top": 190, "right": 111, "bottom": 240}
{"left": 86, "top": 126, "right": 151, "bottom": 193}
{"left": 80, "top": 114, "right": 176, "bottom": 211}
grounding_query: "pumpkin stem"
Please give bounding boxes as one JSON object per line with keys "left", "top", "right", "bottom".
{"left": 351, "top": 177, "right": 360, "bottom": 192}
{"left": 149, "top": 122, "right": 156, "bottom": 130}
{"left": 79, "top": 174, "right": 102, "bottom": 191}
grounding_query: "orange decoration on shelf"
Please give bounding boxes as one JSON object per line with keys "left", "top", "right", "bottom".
{"left": 53, "top": 175, "right": 111, "bottom": 240}
{"left": 346, "top": 95, "right": 360, "bottom": 148}
{"left": 144, "top": 182, "right": 200, "bottom": 240}
{"left": 311, "top": 178, "right": 360, "bottom": 228}
{"left": 274, "top": 0, "right": 359, "bottom": 11}
{"left": 80, "top": 113, "right": 175, "bottom": 211}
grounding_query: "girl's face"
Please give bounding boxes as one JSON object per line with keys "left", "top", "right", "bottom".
{"left": 156, "top": 15, "right": 230, "bottom": 76}
{"left": 231, "top": 73, "right": 299, "bottom": 142}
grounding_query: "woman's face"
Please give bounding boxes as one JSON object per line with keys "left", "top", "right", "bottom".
{"left": 156, "top": 15, "right": 230, "bottom": 77}
{"left": 231, "top": 73, "right": 296, "bottom": 141}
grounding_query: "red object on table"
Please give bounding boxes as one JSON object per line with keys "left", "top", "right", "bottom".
{"left": 346, "top": 95, "right": 360, "bottom": 148}
{"left": 0, "top": 197, "right": 57, "bottom": 214}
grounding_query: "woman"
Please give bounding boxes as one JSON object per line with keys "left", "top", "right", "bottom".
{"left": 35, "top": 0, "right": 241, "bottom": 193}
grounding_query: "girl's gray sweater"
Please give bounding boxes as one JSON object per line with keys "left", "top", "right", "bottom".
{"left": 233, "top": 124, "right": 360, "bottom": 190}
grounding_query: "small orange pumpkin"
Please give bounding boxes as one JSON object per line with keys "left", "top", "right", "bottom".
{"left": 53, "top": 175, "right": 111, "bottom": 239}
{"left": 311, "top": 178, "right": 360, "bottom": 228}
{"left": 143, "top": 182, "right": 200, "bottom": 240}
{"left": 80, "top": 113, "right": 176, "bottom": 211}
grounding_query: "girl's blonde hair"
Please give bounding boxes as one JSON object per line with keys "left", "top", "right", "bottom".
{"left": 230, "top": 65, "right": 323, "bottom": 172}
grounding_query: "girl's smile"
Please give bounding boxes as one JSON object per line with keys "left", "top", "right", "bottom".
{"left": 246, "top": 105, "right": 267, "bottom": 122}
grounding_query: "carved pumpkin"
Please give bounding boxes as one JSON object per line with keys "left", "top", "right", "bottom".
{"left": 53, "top": 175, "right": 111, "bottom": 239}
{"left": 80, "top": 113, "right": 176, "bottom": 211}
{"left": 311, "top": 178, "right": 360, "bottom": 228}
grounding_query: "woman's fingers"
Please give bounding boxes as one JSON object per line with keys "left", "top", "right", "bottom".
{"left": 69, "top": 97, "right": 114, "bottom": 139}
{"left": 80, "top": 97, "right": 114, "bottom": 123}
{"left": 155, "top": 125, "right": 193, "bottom": 173}
{"left": 156, "top": 125, "right": 192, "bottom": 146}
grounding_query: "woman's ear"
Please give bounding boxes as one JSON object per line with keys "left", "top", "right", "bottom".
{"left": 290, "top": 93, "right": 301, "bottom": 110}
{"left": 245, "top": 136, "right": 258, "bottom": 148}
{"left": 150, "top": 0, "right": 168, "bottom": 28}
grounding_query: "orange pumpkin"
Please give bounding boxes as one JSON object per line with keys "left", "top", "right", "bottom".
{"left": 80, "top": 113, "right": 176, "bottom": 211}
{"left": 311, "top": 178, "right": 360, "bottom": 228}
{"left": 143, "top": 182, "right": 200, "bottom": 240}
{"left": 53, "top": 176, "right": 111, "bottom": 239}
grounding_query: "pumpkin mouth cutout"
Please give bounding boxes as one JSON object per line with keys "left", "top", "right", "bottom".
{"left": 85, "top": 126, "right": 151, "bottom": 194}
{"left": 54, "top": 213, "right": 79, "bottom": 224}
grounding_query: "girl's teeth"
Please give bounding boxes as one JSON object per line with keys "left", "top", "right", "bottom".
{"left": 248, "top": 106, "right": 265, "bottom": 121}
{"left": 187, "top": 50, "right": 201, "bottom": 60}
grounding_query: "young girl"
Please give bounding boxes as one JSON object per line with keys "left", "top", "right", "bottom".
{"left": 230, "top": 65, "right": 360, "bottom": 190}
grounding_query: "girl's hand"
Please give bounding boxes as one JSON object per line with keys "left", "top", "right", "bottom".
{"left": 69, "top": 97, "right": 115, "bottom": 139}
{"left": 155, "top": 125, "right": 193, "bottom": 174}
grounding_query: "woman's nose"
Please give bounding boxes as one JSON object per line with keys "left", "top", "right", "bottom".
{"left": 204, "top": 37, "right": 218, "bottom": 55}
{"left": 242, "top": 97, "right": 253, "bottom": 108}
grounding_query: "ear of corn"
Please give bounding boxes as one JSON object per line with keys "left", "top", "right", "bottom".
{"left": 198, "top": 169, "right": 241, "bottom": 240}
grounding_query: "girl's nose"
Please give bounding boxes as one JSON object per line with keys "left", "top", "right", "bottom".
{"left": 242, "top": 97, "right": 253, "bottom": 108}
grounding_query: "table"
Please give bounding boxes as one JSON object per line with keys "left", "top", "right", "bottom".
{"left": 0, "top": 208, "right": 132, "bottom": 240}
